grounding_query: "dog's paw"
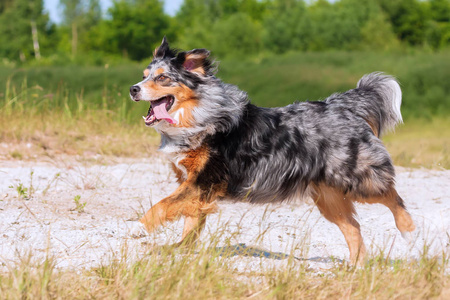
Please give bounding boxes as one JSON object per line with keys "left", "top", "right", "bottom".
{"left": 401, "top": 231, "right": 412, "bottom": 241}
{"left": 401, "top": 230, "right": 418, "bottom": 246}
{"left": 129, "top": 222, "right": 148, "bottom": 238}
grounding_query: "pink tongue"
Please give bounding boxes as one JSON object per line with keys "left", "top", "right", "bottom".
{"left": 152, "top": 99, "right": 177, "bottom": 124}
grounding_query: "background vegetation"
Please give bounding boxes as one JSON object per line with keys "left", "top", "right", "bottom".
{"left": 0, "top": 1, "right": 449, "bottom": 297}
{"left": 1, "top": 0, "right": 449, "bottom": 63}
{"left": 0, "top": 0, "right": 449, "bottom": 167}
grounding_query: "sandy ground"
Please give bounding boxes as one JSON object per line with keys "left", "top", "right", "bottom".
{"left": 1, "top": 154, "right": 449, "bottom": 272}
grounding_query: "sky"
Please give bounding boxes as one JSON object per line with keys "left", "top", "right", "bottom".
{"left": 43, "top": 0, "right": 184, "bottom": 23}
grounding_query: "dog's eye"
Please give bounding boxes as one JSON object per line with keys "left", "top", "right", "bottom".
{"left": 142, "top": 75, "right": 146, "bottom": 79}
{"left": 157, "top": 75, "right": 169, "bottom": 82}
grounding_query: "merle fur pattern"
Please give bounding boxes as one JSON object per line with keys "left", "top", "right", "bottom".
{"left": 137, "top": 43, "right": 403, "bottom": 204}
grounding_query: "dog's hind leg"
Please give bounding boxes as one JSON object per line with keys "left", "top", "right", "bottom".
{"left": 355, "top": 187, "right": 415, "bottom": 237}
{"left": 311, "top": 183, "right": 366, "bottom": 266}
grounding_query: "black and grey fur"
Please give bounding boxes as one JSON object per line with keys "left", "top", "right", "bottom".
{"left": 201, "top": 73, "right": 403, "bottom": 203}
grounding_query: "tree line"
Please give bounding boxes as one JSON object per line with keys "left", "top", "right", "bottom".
{"left": 0, "top": 0, "right": 449, "bottom": 64}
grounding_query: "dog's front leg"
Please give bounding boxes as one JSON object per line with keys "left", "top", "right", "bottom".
{"left": 139, "top": 181, "right": 206, "bottom": 234}
{"left": 139, "top": 198, "right": 173, "bottom": 233}
{"left": 179, "top": 200, "right": 218, "bottom": 246}
{"left": 179, "top": 215, "right": 207, "bottom": 246}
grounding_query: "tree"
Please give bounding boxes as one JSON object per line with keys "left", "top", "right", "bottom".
{"left": 426, "top": 0, "right": 450, "bottom": 49}
{"left": 59, "top": 0, "right": 101, "bottom": 57}
{"left": 0, "top": 0, "right": 50, "bottom": 61}
{"left": 360, "top": 9, "right": 400, "bottom": 50}
{"left": 262, "top": 0, "right": 311, "bottom": 53}
{"left": 89, "top": 0, "right": 172, "bottom": 60}
{"left": 60, "top": 0, "right": 83, "bottom": 57}
{"left": 0, "top": 0, "right": 14, "bottom": 13}
{"left": 378, "top": 0, "right": 430, "bottom": 46}
{"left": 212, "top": 12, "right": 262, "bottom": 57}
{"left": 175, "top": 0, "right": 266, "bottom": 51}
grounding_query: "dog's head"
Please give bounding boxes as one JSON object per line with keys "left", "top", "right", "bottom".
{"left": 129, "top": 37, "right": 215, "bottom": 130}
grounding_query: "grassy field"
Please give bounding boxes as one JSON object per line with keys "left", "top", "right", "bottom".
{"left": 1, "top": 51, "right": 449, "bottom": 167}
{"left": 0, "top": 51, "right": 449, "bottom": 298}
{"left": 1, "top": 50, "right": 450, "bottom": 121}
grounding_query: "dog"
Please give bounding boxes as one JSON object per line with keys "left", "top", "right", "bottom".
{"left": 129, "top": 37, "right": 415, "bottom": 265}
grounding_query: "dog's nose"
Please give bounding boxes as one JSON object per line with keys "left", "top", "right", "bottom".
{"left": 130, "top": 85, "right": 141, "bottom": 96}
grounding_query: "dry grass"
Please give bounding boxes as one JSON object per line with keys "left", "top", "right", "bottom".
{"left": 1, "top": 112, "right": 448, "bottom": 170}
{"left": 0, "top": 236, "right": 448, "bottom": 299}
{"left": 0, "top": 112, "right": 448, "bottom": 298}
{"left": 384, "top": 118, "right": 450, "bottom": 169}
{"left": 0, "top": 112, "right": 159, "bottom": 161}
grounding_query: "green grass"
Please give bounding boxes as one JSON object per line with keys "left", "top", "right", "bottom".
{"left": 1, "top": 50, "right": 449, "bottom": 122}
{"left": 218, "top": 51, "right": 450, "bottom": 119}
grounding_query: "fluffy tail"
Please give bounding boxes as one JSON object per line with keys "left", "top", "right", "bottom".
{"left": 356, "top": 72, "right": 403, "bottom": 136}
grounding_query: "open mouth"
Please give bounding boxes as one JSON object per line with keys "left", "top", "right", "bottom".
{"left": 143, "top": 95, "right": 176, "bottom": 126}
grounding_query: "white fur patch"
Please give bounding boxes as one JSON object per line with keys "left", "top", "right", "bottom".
{"left": 386, "top": 78, "right": 403, "bottom": 123}
{"left": 159, "top": 144, "right": 183, "bottom": 153}
{"left": 173, "top": 108, "right": 185, "bottom": 123}
{"left": 169, "top": 153, "right": 188, "bottom": 180}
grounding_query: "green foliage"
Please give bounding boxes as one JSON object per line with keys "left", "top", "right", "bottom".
{"left": 1, "top": 51, "right": 449, "bottom": 123}
{"left": 308, "top": 0, "right": 386, "bottom": 50}
{"left": 59, "top": 0, "right": 102, "bottom": 57}
{"left": 1, "top": 0, "right": 450, "bottom": 63}
{"left": 0, "top": 0, "right": 53, "bottom": 61}
{"left": 360, "top": 9, "right": 400, "bottom": 50}
{"left": 7, "top": 171, "right": 35, "bottom": 200}
{"left": 262, "top": 0, "right": 312, "bottom": 53}
{"left": 71, "top": 195, "right": 86, "bottom": 213}
{"left": 212, "top": 13, "right": 262, "bottom": 57}
{"left": 378, "top": 0, "right": 430, "bottom": 46}
{"left": 9, "top": 183, "right": 29, "bottom": 200}
{"left": 426, "top": 0, "right": 450, "bottom": 49}
{"left": 0, "top": 1, "right": 448, "bottom": 124}
{"left": 92, "top": 0, "right": 173, "bottom": 61}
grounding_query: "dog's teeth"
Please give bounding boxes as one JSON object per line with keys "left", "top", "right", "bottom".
{"left": 142, "top": 116, "right": 146, "bottom": 120}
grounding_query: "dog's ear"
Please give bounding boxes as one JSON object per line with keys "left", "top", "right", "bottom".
{"left": 176, "top": 49, "right": 211, "bottom": 75}
{"left": 153, "top": 36, "right": 170, "bottom": 58}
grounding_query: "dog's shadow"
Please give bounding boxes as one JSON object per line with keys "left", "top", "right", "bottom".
{"left": 212, "top": 244, "right": 408, "bottom": 266}
{"left": 146, "top": 242, "right": 341, "bottom": 263}
{"left": 208, "top": 243, "right": 341, "bottom": 263}
{"left": 148, "top": 243, "right": 409, "bottom": 266}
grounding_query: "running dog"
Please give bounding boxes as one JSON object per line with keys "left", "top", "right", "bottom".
{"left": 129, "top": 37, "right": 415, "bottom": 265}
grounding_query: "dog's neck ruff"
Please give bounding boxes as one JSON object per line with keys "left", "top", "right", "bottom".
{"left": 159, "top": 130, "right": 210, "bottom": 153}
{"left": 156, "top": 80, "right": 249, "bottom": 153}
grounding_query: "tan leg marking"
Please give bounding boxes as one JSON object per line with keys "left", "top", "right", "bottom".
{"left": 140, "top": 145, "right": 224, "bottom": 246}
{"left": 180, "top": 214, "right": 208, "bottom": 246}
{"left": 311, "top": 183, "right": 366, "bottom": 266}
{"left": 354, "top": 188, "right": 415, "bottom": 233}
{"left": 139, "top": 183, "right": 203, "bottom": 233}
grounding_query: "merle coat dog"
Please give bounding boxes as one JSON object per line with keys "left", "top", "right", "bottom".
{"left": 129, "top": 38, "right": 415, "bottom": 265}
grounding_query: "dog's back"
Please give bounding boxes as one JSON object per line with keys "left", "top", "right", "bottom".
{"left": 205, "top": 73, "right": 402, "bottom": 203}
